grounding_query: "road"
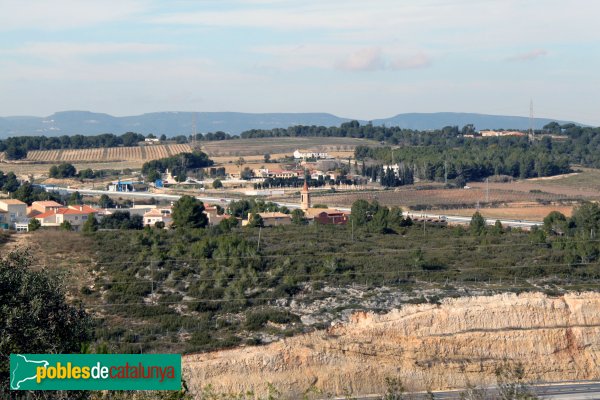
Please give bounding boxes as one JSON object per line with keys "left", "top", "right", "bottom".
{"left": 53, "top": 187, "right": 541, "bottom": 229}
{"left": 352, "top": 381, "right": 600, "bottom": 399}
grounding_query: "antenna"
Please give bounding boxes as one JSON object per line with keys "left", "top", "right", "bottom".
{"left": 529, "top": 99, "right": 534, "bottom": 141}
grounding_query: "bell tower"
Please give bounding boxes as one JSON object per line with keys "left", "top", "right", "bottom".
{"left": 301, "top": 180, "right": 311, "bottom": 211}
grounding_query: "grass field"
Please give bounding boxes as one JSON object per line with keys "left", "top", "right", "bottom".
{"left": 200, "top": 137, "right": 379, "bottom": 157}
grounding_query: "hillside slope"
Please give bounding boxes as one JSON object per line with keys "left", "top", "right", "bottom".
{"left": 0, "top": 111, "right": 578, "bottom": 137}
{"left": 184, "top": 292, "right": 600, "bottom": 397}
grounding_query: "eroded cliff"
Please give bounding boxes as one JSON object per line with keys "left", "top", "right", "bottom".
{"left": 183, "top": 292, "right": 600, "bottom": 397}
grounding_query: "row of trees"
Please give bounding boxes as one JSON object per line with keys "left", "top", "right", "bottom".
{"left": 356, "top": 139, "right": 571, "bottom": 182}
{"left": 141, "top": 151, "right": 214, "bottom": 182}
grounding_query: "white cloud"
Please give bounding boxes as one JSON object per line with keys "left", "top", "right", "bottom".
{"left": 506, "top": 49, "right": 548, "bottom": 62}
{"left": 336, "top": 48, "right": 384, "bottom": 71}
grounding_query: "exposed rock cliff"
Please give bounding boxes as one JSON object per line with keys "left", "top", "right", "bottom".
{"left": 183, "top": 292, "right": 600, "bottom": 397}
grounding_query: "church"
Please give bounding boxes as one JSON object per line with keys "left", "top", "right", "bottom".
{"left": 300, "top": 181, "right": 349, "bottom": 225}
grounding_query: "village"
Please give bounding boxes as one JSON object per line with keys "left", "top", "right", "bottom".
{"left": 0, "top": 174, "right": 351, "bottom": 232}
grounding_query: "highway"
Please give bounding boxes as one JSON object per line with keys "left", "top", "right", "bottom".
{"left": 53, "top": 187, "right": 541, "bottom": 229}
{"left": 352, "top": 381, "right": 600, "bottom": 399}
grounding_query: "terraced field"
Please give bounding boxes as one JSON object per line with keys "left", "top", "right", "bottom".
{"left": 22, "top": 144, "right": 192, "bottom": 163}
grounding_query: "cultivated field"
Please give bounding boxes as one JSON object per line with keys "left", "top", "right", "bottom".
{"left": 200, "top": 137, "right": 379, "bottom": 157}
{"left": 302, "top": 185, "right": 584, "bottom": 210}
{"left": 435, "top": 205, "right": 574, "bottom": 221}
{"left": 22, "top": 143, "right": 192, "bottom": 163}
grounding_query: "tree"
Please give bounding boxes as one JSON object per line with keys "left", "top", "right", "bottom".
{"left": 99, "top": 194, "right": 115, "bottom": 209}
{"left": 248, "top": 213, "right": 264, "bottom": 228}
{"left": 4, "top": 144, "right": 27, "bottom": 160}
{"left": 2, "top": 172, "right": 19, "bottom": 193}
{"left": 543, "top": 211, "right": 568, "bottom": 235}
{"left": 172, "top": 195, "right": 208, "bottom": 229}
{"left": 235, "top": 157, "right": 246, "bottom": 176}
{"left": 160, "top": 134, "right": 167, "bottom": 141}
{"left": 470, "top": 212, "right": 486, "bottom": 236}
{"left": 350, "top": 199, "right": 371, "bottom": 226}
{"left": 68, "top": 191, "right": 83, "bottom": 205}
{"left": 28, "top": 218, "right": 41, "bottom": 231}
{"left": 264, "top": 153, "right": 271, "bottom": 163}
{"left": 212, "top": 179, "right": 223, "bottom": 189}
{"left": 49, "top": 163, "right": 77, "bottom": 179}
{"left": 60, "top": 221, "right": 73, "bottom": 231}
{"left": 291, "top": 209, "right": 307, "bottom": 225}
{"left": 0, "top": 251, "right": 92, "bottom": 397}
{"left": 82, "top": 214, "right": 99, "bottom": 233}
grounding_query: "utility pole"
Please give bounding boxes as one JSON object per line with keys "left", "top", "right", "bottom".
{"left": 486, "top": 178, "right": 489, "bottom": 203}
{"left": 257, "top": 226, "right": 262, "bottom": 251}
{"left": 444, "top": 160, "right": 448, "bottom": 185}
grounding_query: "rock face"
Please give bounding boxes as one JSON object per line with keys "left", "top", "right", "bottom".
{"left": 183, "top": 292, "right": 600, "bottom": 397}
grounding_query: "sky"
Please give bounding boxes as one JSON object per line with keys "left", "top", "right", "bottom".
{"left": 1, "top": 0, "right": 599, "bottom": 125}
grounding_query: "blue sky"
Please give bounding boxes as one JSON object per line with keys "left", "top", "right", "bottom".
{"left": 1, "top": 0, "right": 599, "bottom": 125}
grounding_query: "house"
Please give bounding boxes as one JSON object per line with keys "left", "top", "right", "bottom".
{"left": 243, "top": 212, "right": 292, "bottom": 227}
{"left": 34, "top": 205, "right": 99, "bottom": 231}
{"left": 299, "top": 183, "right": 349, "bottom": 225}
{"left": 480, "top": 130, "right": 526, "bottom": 137}
{"left": 0, "top": 210, "right": 8, "bottom": 230}
{"left": 204, "top": 205, "right": 232, "bottom": 226}
{"left": 143, "top": 207, "right": 172, "bottom": 227}
{"left": 0, "top": 199, "right": 28, "bottom": 229}
{"left": 304, "top": 208, "right": 349, "bottom": 225}
{"left": 28, "top": 200, "right": 63, "bottom": 217}
{"left": 145, "top": 138, "right": 160, "bottom": 144}
{"left": 293, "top": 149, "right": 330, "bottom": 160}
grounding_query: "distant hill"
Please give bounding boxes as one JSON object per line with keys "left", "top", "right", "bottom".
{"left": 0, "top": 110, "right": 581, "bottom": 138}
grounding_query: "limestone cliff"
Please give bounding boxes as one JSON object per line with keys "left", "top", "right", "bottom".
{"left": 183, "top": 292, "right": 600, "bottom": 397}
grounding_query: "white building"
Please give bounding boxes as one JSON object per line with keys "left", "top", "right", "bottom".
{"left": 293, "top": 149, "right": 330, "bottom": 160}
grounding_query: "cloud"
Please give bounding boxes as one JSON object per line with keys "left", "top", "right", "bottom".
{"left": 336, "top": 48, "right": 385, "bottom": 71}
{"left": 337, "top": 48, "right": 432, "bottom": 72}
{"left": 390, "top": 52, "right": 432, "bottom": 70}
{"left": 506, "top": 49, "right": 548, "bottom": 62}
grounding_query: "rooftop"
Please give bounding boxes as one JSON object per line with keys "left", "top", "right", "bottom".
{"left": 258, "top": 212, "right": 291, "bottom": 219}
{"left": 32, "top": 201, "right": 63, "bottom": 207}
{"left": 0, "top": 199, "right": 26, "bottom": 205}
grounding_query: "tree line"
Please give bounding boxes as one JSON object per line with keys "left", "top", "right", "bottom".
{"left": 141, "top": 151, "right": 214, "bottom": 182}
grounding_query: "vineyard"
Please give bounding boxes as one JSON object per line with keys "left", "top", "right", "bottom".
{"left": 19, "top": 144, "right": 193, "bottom": 163}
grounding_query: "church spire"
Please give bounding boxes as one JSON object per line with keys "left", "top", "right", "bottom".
{"left": 301, "top": 179, "right": 311, "bottom": 211}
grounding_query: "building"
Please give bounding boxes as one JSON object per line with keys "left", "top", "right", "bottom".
{"left": 143, "top": 207, "right": 172, "bottom": 227}
{"left": 34, "top": 205, "right": 99, "bottom": 231}
{"left": 243, "top": 212, "right": 292, "bottom": 227}
{"left": 254, "top": 168, "right": 303, "bottom": 179}
{"left": 480, "top": 130, "right": 526, "bottom": 137}
{"left": 144, "top": 138, "right": 160, "bottom": 144}
{"left": 301, "top": 180, "right": 311, "bottom": 211}
{"left": 144, "top": 207, "right": 173, "bottom": 228}
{"left": 204, "top": 205, "right": 235, "bottom": 226}
{"left": 29, "top": 200, "right": 63, "bottom": 217}
{"left": 293, "top": 149, "right": 330, "bottom": 160}
{"left": 0, "top": 199, "right": 28, "bottom": 229}
{"left": 382, "top": 164, "right": 401, "bottom": 177}
{"left": 304, "top": 208, "right": 350, "bottom": 225}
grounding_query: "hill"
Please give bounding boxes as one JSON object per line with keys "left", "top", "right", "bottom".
{"left": 0, "top": 111, "right": 582, "bottom": 138}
